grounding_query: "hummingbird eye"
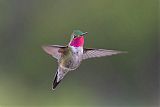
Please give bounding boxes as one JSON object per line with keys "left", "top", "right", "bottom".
{"left": 73, "top": 35, "right": 77, "bottom": 38}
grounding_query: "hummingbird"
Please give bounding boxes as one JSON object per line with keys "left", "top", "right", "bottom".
{"left": 42, "top": 30, "right": 126, "bottom": 90}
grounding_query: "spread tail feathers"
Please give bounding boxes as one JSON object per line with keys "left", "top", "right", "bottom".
{"left": 52, "top": 66, "right": 69, "bottom": 90}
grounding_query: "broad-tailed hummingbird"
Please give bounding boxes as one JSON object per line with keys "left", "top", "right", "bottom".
{"left": 42, "top": 30, "right": 126, "bottom": 90}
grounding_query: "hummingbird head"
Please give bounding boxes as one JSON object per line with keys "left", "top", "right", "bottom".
{"left": 69, "top": 30, "right": 88, "bottom": 47}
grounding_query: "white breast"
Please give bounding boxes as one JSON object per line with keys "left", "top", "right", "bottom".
{"left": 70, "top": 46, "right": 83, "bottom": 55}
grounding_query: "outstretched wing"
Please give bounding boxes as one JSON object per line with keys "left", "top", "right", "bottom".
{"left": 42, "top": 45, "right": 66, "bottom": 59}
{"left": 82, "top": 48, "right": 127, "bottom": 60}
{"left": 52, "top": 66, "right": 69, "bottom": 90}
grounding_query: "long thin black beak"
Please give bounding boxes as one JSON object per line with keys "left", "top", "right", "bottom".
{"left": 82, "top": 32, "right": 88, "bottom": 36}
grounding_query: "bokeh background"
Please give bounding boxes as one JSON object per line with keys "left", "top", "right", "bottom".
{"left": 0, "top": 0, "right": 158, "bottom": 107}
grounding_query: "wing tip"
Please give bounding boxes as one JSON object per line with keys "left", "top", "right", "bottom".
{"left": 41, "top": 45, "right": 58, "bottom": 56}
{"left": 41, "top": 45, "right": 48, "bottom": 49}
{"left": 112, "top": 50, "right": 128, "bottom": 56}
{"left": 41, "top": 45, "right": 51, "bottom": 54}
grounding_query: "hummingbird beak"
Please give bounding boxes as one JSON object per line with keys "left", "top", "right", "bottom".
{"left": 81, "top": 32, "right": 88, "bottom": 36}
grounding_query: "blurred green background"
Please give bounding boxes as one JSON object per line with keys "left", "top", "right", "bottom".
{"left": 0, "top": 0, "right": 158, "bottom": 107}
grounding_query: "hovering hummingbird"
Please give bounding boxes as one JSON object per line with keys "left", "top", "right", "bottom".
{"left": 42, "top": 30, "right": 126, "bottom": 90}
